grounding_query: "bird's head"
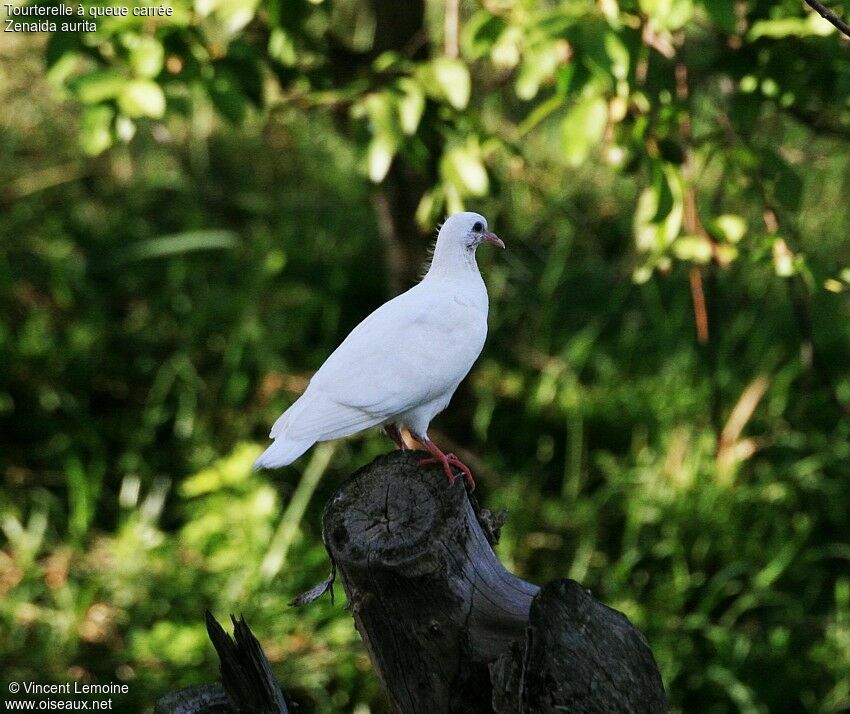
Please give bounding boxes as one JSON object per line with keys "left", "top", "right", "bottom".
{"left": 439, "top": 212, "right": 505, "bottom": 251}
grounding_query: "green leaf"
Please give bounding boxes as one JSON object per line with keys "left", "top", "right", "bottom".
{"left": 424, "top": 58, "right": 471, "bottom": 110}
{"left": 555, "top": 63, "right": 576, "bottom": 97}
{"left": 516, "top": 42, "right": 561, "bottom": 101}
{"left": 118, "top": 79, "right": 166, "bottom": 118}
{"left": 748, "top": 13, "right": 834, "bottom": 40}
{"left": 268, "top": 28, "right": 297, "bottom": 66}
{"left": 396, "top": 78, "right": 424, "bottom": 136}
{"left": 70, "top": 70, "right": 127, "bottom": 105}
{"left": 633, "top": 162, "right": 684, "bottom": 254}
{"left": 673, "top": 235, "right": 713, "bottom": 263}
{"left": 633, "top": 263, "right": 654, "bottom": 283}
{"left": 603, "top": 30, "right": 630, "bottom": 81}
{"left": 416, "top": 188, "right": 444, "bottom": 229}
{"left": 66, "top": 457, "right": 99, "bottom": 542}
{"left": 641, "top": 0, "right": 693, "bottom": 31}
{"left": 127, "top": 36, "right": 165, "bottom": 78}
{"left": 561, "top": 94, "right": 608, "bottom": 167}
{"left": 651, "top": 162, "right": 675, "bottom": 222}
{"left": 710, "top": 214, "right": 747, "bottom": 243}
{"left": 115, "top": 115, "right": 137, "bottom": 142}
{"left": 46, "top": 52, "right": 79, "bottom": 88}
{"left": 441, "top": 141, "right": 489, "bottom": 196}
{"left": 519, "top": 95, "right": 565, "bottom": 136}
{"left": 579, "top": 21, "right": 630, "bottom": 86}
{"left": 80, "top": 105, "right": 114, "bottom": 156}
{"left": 367, "top": 135, "right": 396, "bottom": 183}
{"left": 202, "top": 0, "right": 259, "bottom": 34}
{"left": 715, "top": 243, "right": 739, "bottom": 265}
{"left": 824, "top": 278, "right": 845, "bottom": 293}
{"left": 772, "top": 238, "right": 795, "bottom": 277}
{"left": 491, "top": 26, "right": 522, "bottom": 69}
{"left": 533, "top": 7, "right": 585, "bottom": 37}
{"left": 461, "top": 11, "right": 506, "bottom": 59}
{"left": 362, "top": 91, "right": 399, "bottom": 139}
{"left": 122, "top": 230, "right": 240, "bottom": 261}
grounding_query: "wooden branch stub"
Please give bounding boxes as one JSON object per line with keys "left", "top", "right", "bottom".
{"left": 493, "top": 579, "right": 668, "bottom": 713}
{"left": 323, "top": 450, "right": 539, "bottom": 713}
{"left": 154, "top": 614, "right": 288, "bottom": 714}
{"left": 205, "top": 612, "right": 289, "bottom": 714}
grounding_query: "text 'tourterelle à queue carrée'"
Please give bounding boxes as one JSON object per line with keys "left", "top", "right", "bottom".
{"left": 4, "top": 2, "right": 173, "bottom": 32}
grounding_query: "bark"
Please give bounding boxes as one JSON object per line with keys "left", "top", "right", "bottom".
{"left": 154, "top": 614, "right": 289, "bottom": 714}
{"left": 157, "top": 450, "right": 668, "bottom": 713}
{"left": 322, "top": 450, "right": 669, "bottom": 713}
{"left": 492, "top": 580, "right": 668, "bottom": 713}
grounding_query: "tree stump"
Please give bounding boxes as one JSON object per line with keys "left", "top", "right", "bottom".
{"left": 157, "top": 450, "right": 668, "bottom": 713}
{"left": 322, "top": 450, "right": 668, "bottom": 713}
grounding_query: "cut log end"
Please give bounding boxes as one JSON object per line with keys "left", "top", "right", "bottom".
{"left": 323, "top": 451, "right": 468, "bottom": 575}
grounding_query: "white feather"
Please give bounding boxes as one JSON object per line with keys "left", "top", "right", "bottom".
{"left": 254, "top": 211, "right": 499, "bottom": 470}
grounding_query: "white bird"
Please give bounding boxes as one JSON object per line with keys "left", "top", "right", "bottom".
{"left": 254, "top": 211, "right": 504, "bottom": 489}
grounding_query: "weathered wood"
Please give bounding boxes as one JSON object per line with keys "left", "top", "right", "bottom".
{"left": 323, "top": 450, "right": 538, "bottom": 712}
{"left": 154, "top": 614, "right": 288, "bottom": 714}
{"left": 154, "top": 684, "right": 232, "bottom": 714}
{"left": 205, "top": 612, "right": 289, "bottom": 713}
{"left": 323, "top": 450, "right": 669, "bottom": 713}
{"left": 492, "top": 579, "right": 668, "bottom": 713}
{"left": 159, "top": 450, "right": 667, "bottom": 713}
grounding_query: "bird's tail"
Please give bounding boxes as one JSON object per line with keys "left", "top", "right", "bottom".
{"left": 253, "top": 437, "right": 314, "bottom": 470}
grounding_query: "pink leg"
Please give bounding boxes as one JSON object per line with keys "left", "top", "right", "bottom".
{"left": 417, "top": 438, "right": 475, "bottom": 491}
{"left": 384, "top": 424, "right": 408, "bottom": 451}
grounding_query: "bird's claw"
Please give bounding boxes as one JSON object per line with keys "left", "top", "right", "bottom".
{"left": 418, "top": 454, "right": 476, "bottom": 491}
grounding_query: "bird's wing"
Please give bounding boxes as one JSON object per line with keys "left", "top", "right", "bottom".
{"left": 272, "top": 284, "right": 487, "bottom": 443}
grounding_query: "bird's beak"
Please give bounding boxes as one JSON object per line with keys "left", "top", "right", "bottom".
{"left": 480, "top": 231, "right": 505, "bottom": 249}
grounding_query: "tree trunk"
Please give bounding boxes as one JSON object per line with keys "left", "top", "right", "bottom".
{"left": 157, "top": 450, "right": 668, "bottom": 713}
{"left": 322, "top": 450, "right": 669, "bottom": 713}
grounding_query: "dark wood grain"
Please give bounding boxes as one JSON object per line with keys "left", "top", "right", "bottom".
{"left": 158, "top": 450, "right": 668, "bottom": 713}
{"left": 154, "top": 614, "right": 288, "bottom": 714}
{"left": 323, "top": 450, "right": 538, "bottom": 712}
{"left": 493, "top": 579, "right": 668, "bottom": 713}
{"left": 323, "top": 450, "right": 668, "bottom": 713}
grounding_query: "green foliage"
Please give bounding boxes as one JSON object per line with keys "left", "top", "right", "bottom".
{"left": 42, "top": 0, "right": 850, "bottom": 285}
{"left": 2, "top": 0, "right": 850, "bottom": 711}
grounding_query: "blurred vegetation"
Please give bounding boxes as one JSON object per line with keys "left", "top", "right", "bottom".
{"left": 2, "top": 0, "right": 850, "bottom": 711}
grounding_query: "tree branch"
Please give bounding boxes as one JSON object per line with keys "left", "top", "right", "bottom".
{"left": 802, "top": 0, "right": 850, "bottom": 39}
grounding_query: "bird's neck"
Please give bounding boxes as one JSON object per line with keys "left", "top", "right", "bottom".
{"left": 425, "top": 242, "right": 480, "bottom": 278}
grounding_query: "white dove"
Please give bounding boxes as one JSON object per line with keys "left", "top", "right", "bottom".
{"left": 254, "top": 211, "right": 504, "bottom": 489}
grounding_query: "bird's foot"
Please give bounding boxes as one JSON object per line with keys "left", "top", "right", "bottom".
{"left": 418, "top": 453, "right": 475, "bottom": 491}
{"left": 384, "top": 424, "right": 408, "bottom": 451}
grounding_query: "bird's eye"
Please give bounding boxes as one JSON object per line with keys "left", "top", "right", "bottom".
{"left": 472, "top": 221, "right": 484, "bottom": 232}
